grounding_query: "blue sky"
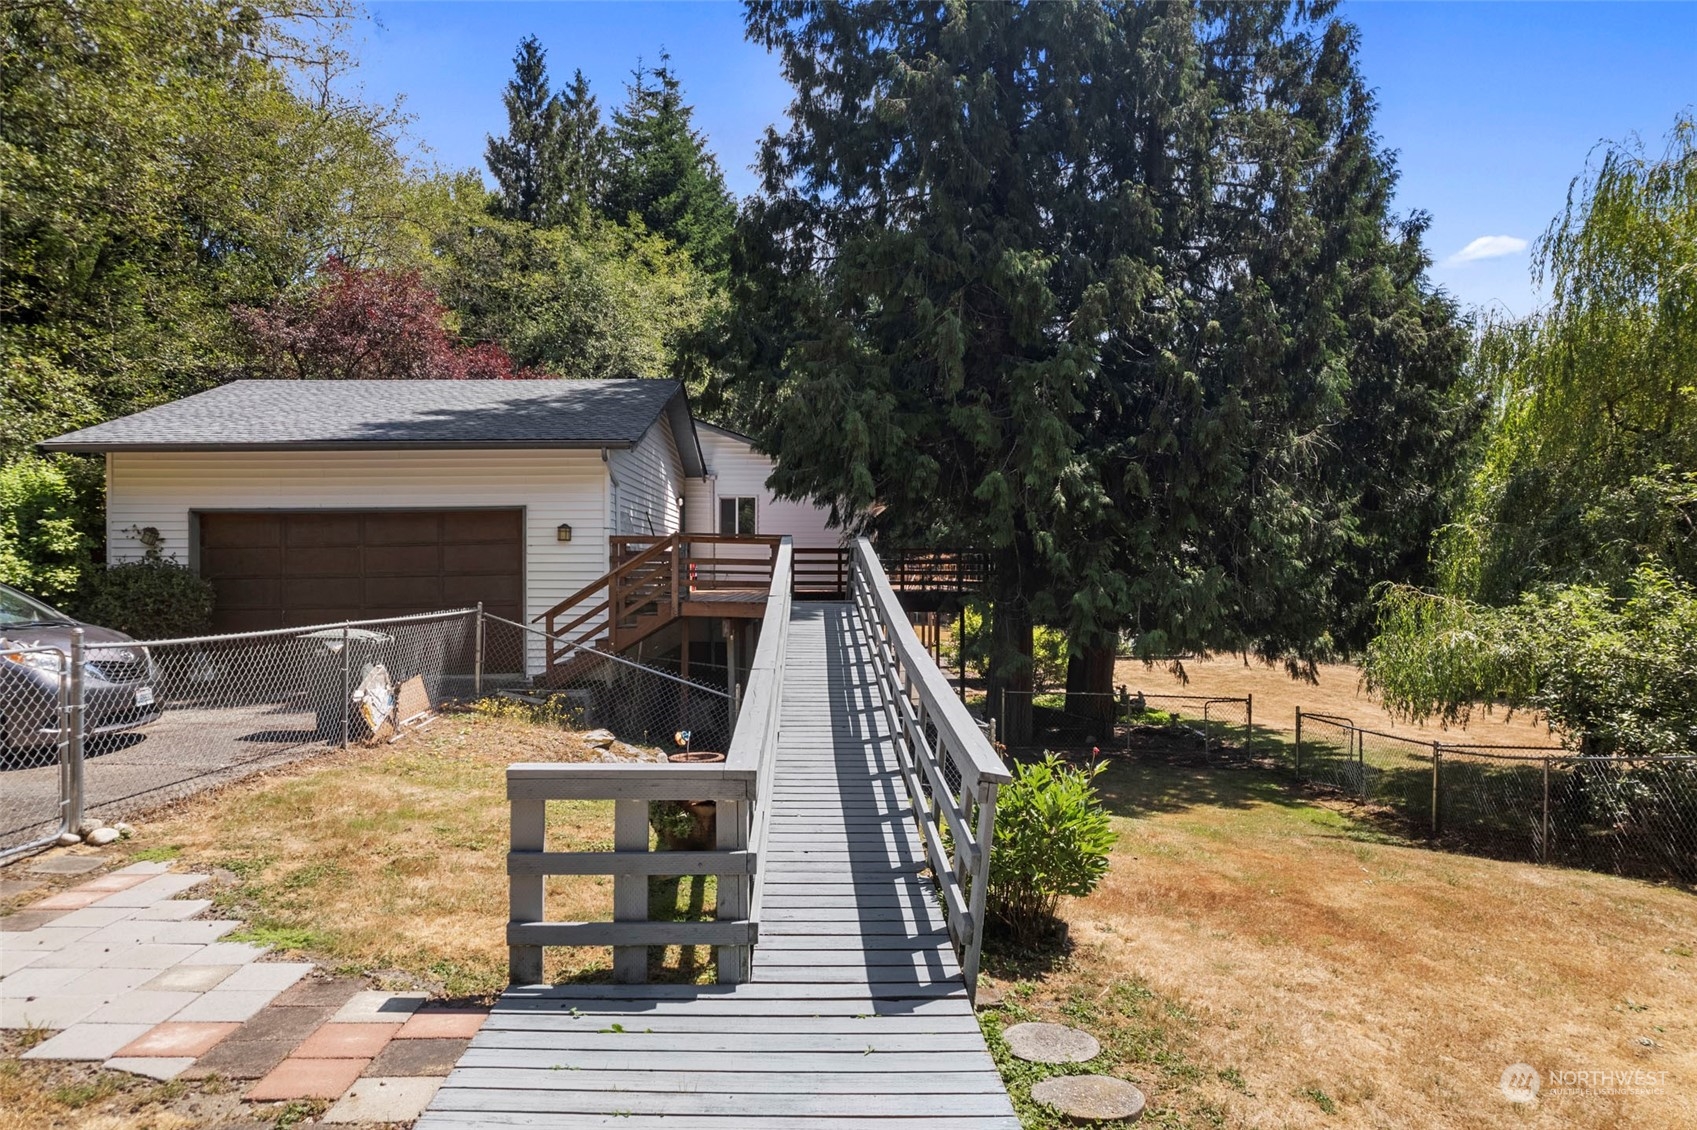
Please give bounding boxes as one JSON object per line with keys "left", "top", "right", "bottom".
{"left": 353, "top": 1, "right": 1696, "bottom": 317}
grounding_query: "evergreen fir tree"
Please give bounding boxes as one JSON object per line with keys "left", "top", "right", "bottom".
{"left": 557, "top": 68, "right": 611, "bottom": 219}
{"left": 485, "top": 35, "right": 566, "bottom": 226}
{"left": 603, "top": 52, "right": 736, "bottom": 272}
{"left": 721, "top": 2, "right": 1470, "bottom": 740}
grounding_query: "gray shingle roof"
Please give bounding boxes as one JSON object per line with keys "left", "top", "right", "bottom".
{"left": 39, "top": 379, "right": 688, "bottom": 452}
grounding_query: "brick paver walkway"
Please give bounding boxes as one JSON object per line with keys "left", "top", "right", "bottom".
{"left": 1, "top": 857, "right": 487, "bottom": 1124}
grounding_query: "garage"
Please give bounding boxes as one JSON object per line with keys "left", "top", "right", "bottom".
{"left": 197, "top": 509, "right": 524, "bottom": 632}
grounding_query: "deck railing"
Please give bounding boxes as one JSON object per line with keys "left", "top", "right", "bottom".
{"left": 537, "top": 534, "right": 782, "bottom": 671}
{"left": 848, "top": 537, "right": 1011, "bottom": 993}
{"left": 506, "top": 540, "right": 792, "bottom": 986}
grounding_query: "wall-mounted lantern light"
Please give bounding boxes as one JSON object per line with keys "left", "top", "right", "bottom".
{"left": 556, "top": 523, "right": 573, "bottom": 542}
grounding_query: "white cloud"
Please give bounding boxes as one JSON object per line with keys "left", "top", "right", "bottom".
{"left": 1444, "top": 235, "right": 1529, "bottom": 266}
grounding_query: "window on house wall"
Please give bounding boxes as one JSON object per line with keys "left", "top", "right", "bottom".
{"left": 719, "top": 496, "right": 757, "bottom": 535}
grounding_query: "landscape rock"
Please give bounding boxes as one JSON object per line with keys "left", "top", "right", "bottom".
{"left": 86, "top": 827, "right": 122, "bottom": 846}
{"left": 76, "top": 819, "right": 104, "bottom": 837}
{"left": 56, "top": 832, "right": 82, "bottom": 846}
{"left": 114, "top": 822, "right": 136, "bottom": 836}
{"left": 1030, "top": 1075, "right": 1146, "bottom": 1122}
{"left": 581, "top": 729, "right": 618, "bottom": 747}
{"left": 1003, "top": 1022, "right": 1101, "bottom": 1064}
{"left": 974, "top": 983, "right": 1006, "bottom": 1010}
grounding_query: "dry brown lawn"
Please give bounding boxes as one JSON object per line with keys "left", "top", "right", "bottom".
{"left": 1117, "top": 655, "right": 1559, "bottom": 745}
{"left": 983, "top": 752, "right": 1697, "bottom": 1129}
{"left": 86, "top": 711, "right": 712, "bottom": 998}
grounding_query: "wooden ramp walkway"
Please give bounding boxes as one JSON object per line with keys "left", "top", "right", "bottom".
{"left": 416, "top": 603, "right": 1017, "bottom": 1128}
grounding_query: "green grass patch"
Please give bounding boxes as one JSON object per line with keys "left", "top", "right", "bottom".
{"left": 221, "top": 923, "right": 330, "bottom": 952}
{"left": 128, "top": 844, "right": 181, "bottom": 862}
{"left": 980, "top": 977, "right": 1228, "bottom": 1129}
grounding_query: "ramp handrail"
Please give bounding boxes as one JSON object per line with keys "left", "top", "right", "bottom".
{"left": 849, "top": 537, "right": 1010, "bottom": 995}
{"left": 722, "top": 539, "right": 793, "bottom": 980}
{"left": 505, "top": 539, "right": 792, "bottom": 987}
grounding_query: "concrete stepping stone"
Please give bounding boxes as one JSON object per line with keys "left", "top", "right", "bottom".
{"left": 1030, "top": 1074, "right": 1147, "bottom": 1123}
{"left": 395, "top": 1008, "right": 486, "bottom": 1040}
{"left": 105, "top": 1055, "right": 196, "bottom": 1081}
{"left": 294, "top": 1021, "right": 400, "bottom": 1058}
{"left": 330, "top": 990, "right": 426, "bottom": 1023}
{"left": 0, "top": 877, "right": 43, "bottom": 899}
{"left": 114, "top": 1021, "right": 242, "bottom": 1059}
{"left": 1003, "top": 1021, "right": 1101, "bottom": 1064}
{"left": 321, "top": 1076, "right": 443, "bottom": 1123}
{"left": 22, "top": 1022, "right": 154, "bottom": 1061}
{"left": 27, "top": 855, "right": 104, "bottom": 875}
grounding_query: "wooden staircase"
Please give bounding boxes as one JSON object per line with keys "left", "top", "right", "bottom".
{"left": 534, "top": 534, "right": 782, "bottom": 681}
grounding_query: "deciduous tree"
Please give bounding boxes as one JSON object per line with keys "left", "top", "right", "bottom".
{"left": 234, "top": 257, "right": 540, "bottom": 381}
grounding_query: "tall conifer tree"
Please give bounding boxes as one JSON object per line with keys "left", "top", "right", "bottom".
{"left": 603, "top": 53, "right": 736, "bottom": 272}
{"left": 486, "top": 36, "right": 566, "bottom": 226}
{"left": 723, "top": 2, "right": 1468, "bottom": 739}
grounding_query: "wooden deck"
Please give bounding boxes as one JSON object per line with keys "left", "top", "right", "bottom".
{"left": 417, "top": 602, "right": 1017, "bottom": 1128}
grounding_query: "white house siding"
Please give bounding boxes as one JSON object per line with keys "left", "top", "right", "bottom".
{"left": 105, "top": 449, "right": 609, "bottom": 673}
{"left": 607, "top": 413, "right": 685, "bottom": 541}
{"left": 685, "top": 425, "right": 841, "bottom": 549}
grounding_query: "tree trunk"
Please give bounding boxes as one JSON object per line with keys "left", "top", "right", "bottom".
{"left": 1065, "top": 643, "right": 1117, "bottom": 741}
{"left": 990, "top": 600, "right": 1034, "bottom": 746}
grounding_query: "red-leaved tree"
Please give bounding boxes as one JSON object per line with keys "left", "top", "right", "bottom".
{"left": 235, "top": 258, "right": 542, "bottom": 380}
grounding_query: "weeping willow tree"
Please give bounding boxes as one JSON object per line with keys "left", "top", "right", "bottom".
{"left": 1366, "top": 117, "right": 1697, "bottom": 754}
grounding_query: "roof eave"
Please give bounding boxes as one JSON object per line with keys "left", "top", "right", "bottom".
{"left": 36, "top": 439, "right": 642, "bottom": 454}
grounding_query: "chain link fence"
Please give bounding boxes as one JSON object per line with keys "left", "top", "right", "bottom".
{"left": 1, "top": 644, "right": 75, "bottom": 857}
{"left": 2, "top": 610, "right": 486, "bottom": 861}
{"left": 988, "top": 687, "right": 1255, "bottom": 757}
{"left": 480, "top": 615, "right": 733, "bottom": 759}
{"left": 3, "top": 609, "right": 738, "bottom": 862}
{"left": 1294, "top": 711, "right": 1697, "bottom": 882}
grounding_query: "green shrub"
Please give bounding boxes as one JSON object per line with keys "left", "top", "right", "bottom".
{"left": 986, "top": 753, "right": 1117, "bottom": 945}
{"left": 78, "top": 559, "right": 215, "bottom": 638}
{"left": 0, "top": 456, "right": 93, "bottom": 601}
{"left": 947, "top": 602, "right": 1069, "bottom": 687}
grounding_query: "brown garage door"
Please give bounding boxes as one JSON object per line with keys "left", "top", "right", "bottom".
{"left": 197, "top": 510, "right": 524, "bottom": 632}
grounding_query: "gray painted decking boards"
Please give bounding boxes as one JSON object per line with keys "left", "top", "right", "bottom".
{"left": 417, "top": 603, "right": 1017, "bottom": 1129}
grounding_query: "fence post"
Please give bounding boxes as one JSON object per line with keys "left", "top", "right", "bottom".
{"left": 1431, "top": 743, "right": 1442, "bottom": 837}
{"left": 1294, "top": 708, "right": 1302, "bottom": 779}
{"left": 339, "top": 624, "right": 351, "bottom": 751}
{"left": 474, "top": 602, "right": 485, "bottom": 697}
{"left": 716, "top": 797, "right": 751, "bottom": 984}
{"left": 612, "top": 798, "right": 649, "bottom": 983}
{"left": 1245, "top": 692, "right": 1253, "bottom": 748}
{"left": 509, "top": 795, "right": 545, "bottom": 984}
{"left": 65, "top": 629, "right": 86, "bottom": 835}
{"left": 1358, "top": 728, "right": 1368, "bottom": 805}
{"left": 1540, "top": 757, "right": 1551, "bottom": 865}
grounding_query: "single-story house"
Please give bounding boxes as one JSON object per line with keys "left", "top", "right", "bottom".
{"left": 39, "top": 380, "right": 838, "bottom": 663}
